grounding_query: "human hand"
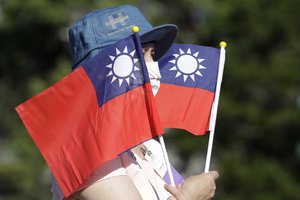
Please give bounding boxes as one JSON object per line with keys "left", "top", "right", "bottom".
{"left": 164, "top": 171, "right": 219, "bottom": 200}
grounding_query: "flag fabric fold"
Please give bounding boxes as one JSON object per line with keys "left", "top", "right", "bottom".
{"left": 156, "top": 43, "right": 221, "bottom": 135}
{"left": 16, "top": 35, "right": 163, "bottom": 198}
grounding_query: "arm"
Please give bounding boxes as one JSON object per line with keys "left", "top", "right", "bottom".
{"left": 164, "top": 171, "right": 219, "bottom": 200}
{"left": 76, "top": 175, "right": 142, "bottom": 200}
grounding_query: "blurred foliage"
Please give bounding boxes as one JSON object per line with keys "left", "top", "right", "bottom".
{"left": 1, "top": 0, "right": 300, "bottom": 199}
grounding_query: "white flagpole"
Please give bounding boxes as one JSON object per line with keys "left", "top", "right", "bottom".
{"left": 159, "top": 135, "right": 176, "bottom": 186}
{"left": 204, "top": 41, "right": 227, "bottom": 173}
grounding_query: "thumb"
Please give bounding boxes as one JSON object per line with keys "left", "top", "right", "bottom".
{"left": 209, "top": 170, "right": 219, "bottom": 179}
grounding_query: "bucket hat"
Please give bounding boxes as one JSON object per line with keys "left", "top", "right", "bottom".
{"left": 69, "top": 4, "right": 178, "bottom": 69}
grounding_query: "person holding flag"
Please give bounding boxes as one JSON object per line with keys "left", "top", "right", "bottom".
{"left": 65, "top": 5, "right": 219, "bottom": 200}
{"left": 16, "top": 4, "right": 219, "bottom": 200}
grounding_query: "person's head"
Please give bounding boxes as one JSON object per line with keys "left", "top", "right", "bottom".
{"left": 69, "top": 4, "right": 178, "bottom": 70}
{"left": 69, "top": 4, "right": 177, "bottom": 96}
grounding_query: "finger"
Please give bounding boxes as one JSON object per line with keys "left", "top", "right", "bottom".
{"left": 209, "top": 183, "right": 216, "bottom": 198}
{"left": 210, "top": 171, "right": 219, "bottom": 179}
{"left": 175, "top": 183, "right": 182, "bottom": 190}
{"left": 164, "top": 184, "right": 184, "bottom": 199}
{"left": 164, "top": 184, "right": 178, "bottom": 195}
{"left": 210, "top": 190, "right": 216, "bottom": 199}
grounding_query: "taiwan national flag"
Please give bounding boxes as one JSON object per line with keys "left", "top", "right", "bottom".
{"left": 15, "top": 35, "right": 163, "bottom": 198}
{"left": 156, "top": 43, "right": 221, "bottom": 135}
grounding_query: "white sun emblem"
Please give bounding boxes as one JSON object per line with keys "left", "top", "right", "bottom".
{"left": 106, "top": 46, "right": 140, "bottom": 86}
{"left": 169, "top": 48, "right": 206, "bottom": 82}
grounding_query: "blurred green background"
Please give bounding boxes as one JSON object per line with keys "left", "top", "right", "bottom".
{"left": 1, "top": 0, "right": 300, "bottom": 199}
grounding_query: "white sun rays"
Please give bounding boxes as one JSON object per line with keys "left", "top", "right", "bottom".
{"left": 169, "top": 48, "right": 206, "bottom": 82}
{"left": 106, "top": 46, "right": 140, "bottom": 86}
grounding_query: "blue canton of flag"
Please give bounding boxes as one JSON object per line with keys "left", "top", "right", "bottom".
{"left": 82, "top": 36, "right": 147, "bottom": 107}
{"left": 158, "top": 43, "right": 220, "bottom": 92}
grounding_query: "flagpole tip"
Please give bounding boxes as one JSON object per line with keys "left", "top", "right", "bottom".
{"left": 132, "top": 26, "right": 140, "bottom": 33}
{"left": 219, "top": 41, "right": 227, "bottom": 48}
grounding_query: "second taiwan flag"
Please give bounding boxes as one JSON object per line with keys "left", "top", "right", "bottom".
{"left": 156, "top": 43, "right": 221, "bottom": 135}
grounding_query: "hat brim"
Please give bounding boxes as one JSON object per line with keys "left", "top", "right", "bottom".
{"left": 140, "top": 24, "right": 178, "bottom": 61}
